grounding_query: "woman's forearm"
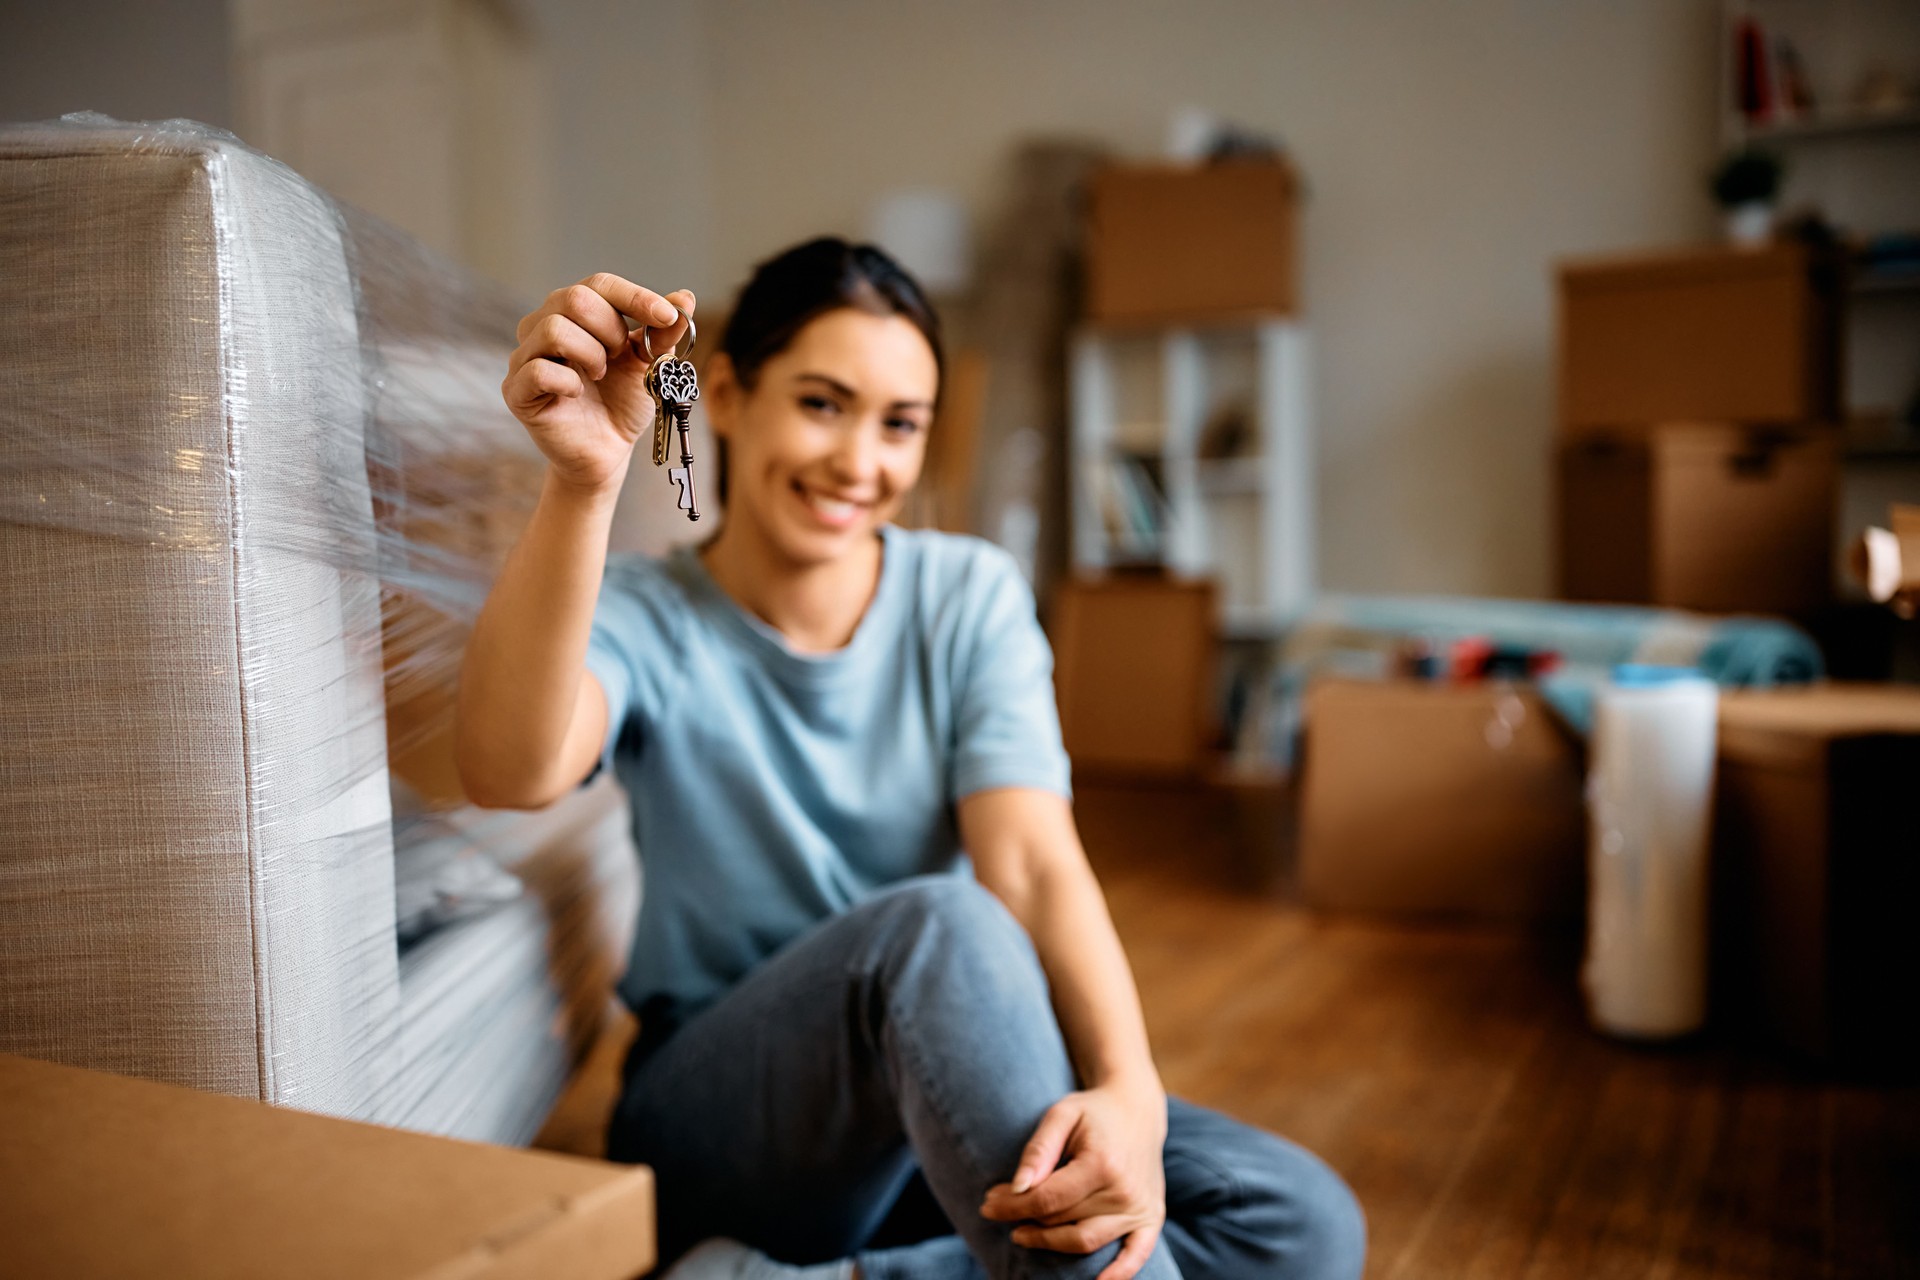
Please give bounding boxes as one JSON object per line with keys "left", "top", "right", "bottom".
{"left": 967, "top": 791, "right": 1166, "bottom": 1112}
{"left": 453, "top": 467, "right": 625, "bottom": 807}
{"left": 1024, "top": 858, "right": 1167, "bottom": 1111}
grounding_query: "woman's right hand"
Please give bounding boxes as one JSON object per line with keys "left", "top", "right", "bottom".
{"left": 501, "top": 274, "right": 696, "bottom": 496}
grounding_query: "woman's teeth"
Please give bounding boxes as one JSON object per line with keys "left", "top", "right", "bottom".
{"left": 798, "top": 485, "right": 863, "bottom": 525}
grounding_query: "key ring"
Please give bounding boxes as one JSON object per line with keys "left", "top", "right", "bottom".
{"left": 641, "top": 306, "right": 696, "bottom": 364}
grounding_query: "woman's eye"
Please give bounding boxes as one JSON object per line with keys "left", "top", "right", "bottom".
{"left": 886, "top": 417, "right": 923, "bottom": 435}
{"left": 799, "top": 395, "right": 839, "bottom": 415}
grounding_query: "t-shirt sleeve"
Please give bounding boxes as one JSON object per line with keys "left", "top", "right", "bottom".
{"left": 949, "top": 549, "right": 1073, "bottom": 803}
{"left": 581, "top": 559, "right": 675, "bottom": 782}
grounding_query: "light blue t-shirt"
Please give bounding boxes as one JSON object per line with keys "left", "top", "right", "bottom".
{"left": 583, "top": 523, "right": 1071, "bottom": 1033}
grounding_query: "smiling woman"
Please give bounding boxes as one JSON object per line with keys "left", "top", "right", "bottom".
{"left": 697, "top": 241, "right": 944, "bottom": 652}
{"left": 454, "top": 238, "right": 1365, "bottom": 1280}
{"left": 710, "top": 237, "right": 944, "bottom": 510}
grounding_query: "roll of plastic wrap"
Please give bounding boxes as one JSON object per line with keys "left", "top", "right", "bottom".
{"left": 1582, "top": 666, "right": 1719, "bottom": 1039}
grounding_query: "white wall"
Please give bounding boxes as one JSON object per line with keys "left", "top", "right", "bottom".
{"left": 8, "top": 0, "right": 1728, "bottom": 597}
{"left": 0, "top": 0, "right": 231, "bottom": 128}
{"left": 533, "top": 0, "right": 1725, "bottom": 597}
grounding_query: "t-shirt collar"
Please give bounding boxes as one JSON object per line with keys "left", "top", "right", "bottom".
{"left": 670, "top": 523, "right": 903, "bottom": 688}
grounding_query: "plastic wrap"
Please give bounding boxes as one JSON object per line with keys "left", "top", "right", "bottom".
{"left": 0, "top": 115, "right": 637, "bottom": 1141}
{"left": 1582, "top": 669, "right": 1719, "bottom": 1040}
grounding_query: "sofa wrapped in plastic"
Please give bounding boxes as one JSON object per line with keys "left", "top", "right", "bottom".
{"left": 0, "top": 115, "right": 639, "bottom": 1143}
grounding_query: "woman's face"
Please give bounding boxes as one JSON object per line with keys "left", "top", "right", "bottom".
{"left": 708, "top": 307, "right": 938, "bottom": 566}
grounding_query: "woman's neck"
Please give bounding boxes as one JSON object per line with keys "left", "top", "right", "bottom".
{"left": 697, "top": 517, "right": 885, "bottom": 654}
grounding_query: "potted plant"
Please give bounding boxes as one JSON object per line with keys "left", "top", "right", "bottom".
{"left": 1710, "top": 148, "right": 1785, "bottom": 246}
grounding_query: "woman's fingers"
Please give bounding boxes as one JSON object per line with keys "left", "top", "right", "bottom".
{"left": 1095, "top": 1226, "right": 1162, "bottom": 1280}
{"left": 514, "top": 274, "right": 692, "bottom": 357}
{"left": 501, "top": 355, "right": 583, "bottom": 413}
{"left": 1010, "top": 1098, "right": 1080, "bottom": 1195}
{"left": 980, "top": 1160, "right": 1102, "bottom": 1223}
{"left": 542, "top": 282, "right": 632, "bottom": 356}
{"left": 628, "top": 287, "right": 698, "bottom": 362}
{"left": 1009, "top": 1213, "right": 1133, "bottom": 1255}
{"left": 582, "top": 272, "right": 681, "bottom": 327}
{"left": 509, "top": 313, "right": 611, "bottom": 381}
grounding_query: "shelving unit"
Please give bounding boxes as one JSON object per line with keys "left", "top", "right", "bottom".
{"left": 1738, "top": 105, "right": 1920, "bottom": 143}
{"left": 1067, "top": 318, "right": 1313, "bottom": 637}
{"left": 1718, "top": 0, "right": 1920, "bottom": 589}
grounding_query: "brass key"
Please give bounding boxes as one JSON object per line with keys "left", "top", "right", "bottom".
{"left": 642, "top": 310, "right": 701, "bottom": 522}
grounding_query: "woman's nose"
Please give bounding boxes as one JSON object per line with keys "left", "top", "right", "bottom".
{"left": 829, "top": 423, "right": 882, "bottom": 485}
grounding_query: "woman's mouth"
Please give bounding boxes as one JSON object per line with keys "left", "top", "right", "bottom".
{"left": 793, "top": 481, "right": 869, "bottom": 531}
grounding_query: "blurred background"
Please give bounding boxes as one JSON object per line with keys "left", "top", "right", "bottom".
{"left": 4, "top": 2, "right": 1918, "bottom": 1274}
{"left": 0, "top": 0, "right": 1817, "bottom": 595}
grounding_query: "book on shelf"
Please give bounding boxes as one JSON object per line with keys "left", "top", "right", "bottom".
{"left": 1733, "top": 15, "right": 1817, "bottom": 127}
{"left": 1098, "top": 449, "right": 1170, "bottom": 562}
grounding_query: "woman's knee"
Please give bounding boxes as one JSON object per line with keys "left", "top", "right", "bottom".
{"left": 858, "top": 876, "right": 1050, "bottom": 1007}
{"left": 865, "top": 876, "right": 1033, "bottom": 962}
{"left": 1166, "top": 1102, "right": 1366, "bottom": 1280}
{"left": 1283, "top": 1140, "right": 1366, "bottom": 1279}
{"left": 1238, "top": 1133, "right": 1366, "bottom": 1280}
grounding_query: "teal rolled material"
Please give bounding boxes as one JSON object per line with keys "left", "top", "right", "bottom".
{"left": 1269, "top": 594, "right": 1822, "bottom": 746}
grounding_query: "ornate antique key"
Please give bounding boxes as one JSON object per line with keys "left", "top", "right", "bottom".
{"left": 642, "top": 310, "right": 701, "bottom": 522}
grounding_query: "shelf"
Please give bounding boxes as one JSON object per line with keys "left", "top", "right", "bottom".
{"left": 1845, "top": 439, "right": 1920, "bottom": 462}
{"left": 1844, "top": 415, "right": 1920, "bottom": 461}
{"left": 1852, "top": 268, "right": 1920, "bottom": 296}
{"left": 1195, "top": 456, "right": 1269, "bottom": 494}
{"left": 1078, "top": 310, "right": 1299, "bottom": 336}
{"left": 1736, "top": 106, "right": 1920, "bottom": 144}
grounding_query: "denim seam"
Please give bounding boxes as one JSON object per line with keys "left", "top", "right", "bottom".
{"left": 873, "top": 962, "right": 995, "bottom": 1180}
{"left": 1166, "top": 1146, "right": 1250, "bottom": 1214}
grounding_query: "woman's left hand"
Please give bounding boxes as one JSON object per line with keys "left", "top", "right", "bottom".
{"left": 978, "top": 1082, "right": 1169, "bottom": 1280}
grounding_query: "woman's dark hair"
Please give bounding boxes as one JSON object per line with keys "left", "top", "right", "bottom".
{"left": 711, "top": 237, "right": 944, "bottom": 508}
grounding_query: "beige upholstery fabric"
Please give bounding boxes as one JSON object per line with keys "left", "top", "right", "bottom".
{"left": 0, "top": 128, "right": 398, "bottom": 1116}
{"left": 0, "top": 117, "right": 638, "bottom": 1141}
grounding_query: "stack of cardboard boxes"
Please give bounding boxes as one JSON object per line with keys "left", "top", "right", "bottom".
{"left": 1555, "top": 242, "right": 1844, "bottom": 614}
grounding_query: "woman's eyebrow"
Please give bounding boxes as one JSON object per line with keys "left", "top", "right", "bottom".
{"left": 794, "top": 372, "right": 858, "bottom": 398}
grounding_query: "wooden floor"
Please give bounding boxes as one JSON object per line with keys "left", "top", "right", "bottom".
{"left": 1078, "top": 783, "right": 1918, "bottom": 1280}
{"left": 540, "top": 782, "right": 1919, "bottom": 1278}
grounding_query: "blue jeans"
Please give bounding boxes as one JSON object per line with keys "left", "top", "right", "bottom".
{"left": 607, "top": 876, "right": 1366, "bottom": 1279}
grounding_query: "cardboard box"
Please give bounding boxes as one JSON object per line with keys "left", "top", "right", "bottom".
{"left": 1050, "top": 574, "right": 1218, "bottom": 778}
{"left": 1084, "top": 161, "right": 1299, "bottom": 323}
{"left": 1713, "top": 685, "right": 1920, "bottom": 1070}
{"left": 0, "top": 1053, "right": 656, "bottom": 1280}
{"left": 1557, "top": 422, "right": 1837, "bottom": 613}
{"left": 1296, "top": 678, "right": 1586, "bottom": 922}
{"left": 1557, "top": 243, "right": 1843, "bottom": 429}
{"left": 1204, "top": 760, "right": 1297, "bottom": 894}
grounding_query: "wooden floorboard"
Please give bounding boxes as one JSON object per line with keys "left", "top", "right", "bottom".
{"left": 537, "top": 780, "right": 1918, "bottom": 1278}
{"left": 1075, "top": 781, "right": 1918, "bottom": 1280}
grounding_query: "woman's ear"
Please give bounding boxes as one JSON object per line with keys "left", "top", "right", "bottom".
{"left": 703, "top": 352, "right": 740, "bottom": 442}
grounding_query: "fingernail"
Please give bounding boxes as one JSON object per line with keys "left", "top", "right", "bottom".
{"left": 1011, "top": 1175, "right": 1031, "bottom": 1194}
{"left": 652, "top": 301, "right": 678, "bottom": 323}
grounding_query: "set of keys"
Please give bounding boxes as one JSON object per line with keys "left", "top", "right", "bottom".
{"left": 643, "top": 309, "right": 701, "bottom": 522}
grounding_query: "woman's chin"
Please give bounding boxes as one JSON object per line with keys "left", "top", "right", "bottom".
{"left": 760, "top": 508, "right": 872, "bottom": 565}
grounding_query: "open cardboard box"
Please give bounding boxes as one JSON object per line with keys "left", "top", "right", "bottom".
{"left": 0, "top": 1053, "right": 656, "bottom": 1280}
{"left": 1714, "top": 684, "right": 1920, "bottom": 1070}
{"left": 1295, "top": 678, "right": 1587, "bottom": 924}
